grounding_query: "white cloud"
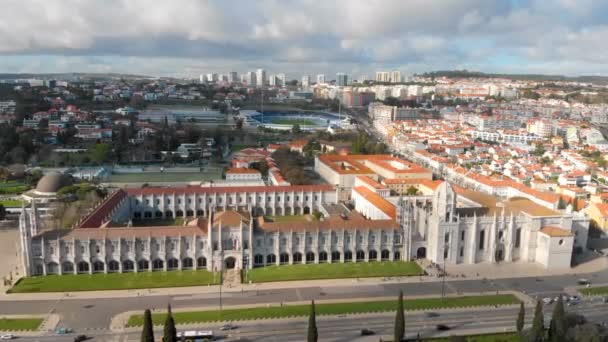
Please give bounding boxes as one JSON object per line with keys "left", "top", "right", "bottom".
{"left": 1, "top": 0, "right": 608, "bottom": 76}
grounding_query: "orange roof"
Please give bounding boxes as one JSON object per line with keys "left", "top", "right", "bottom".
{"left": 317, "top": 154, "right": 375, "bottom": 175}
{"left": 365, "top": 155, "right": 431, "bottom": 175}
{"left": 356, "top": 175, "right": 388, "bottom": 190}
{"left": 594, "top": 203, "right": 608, "bottom": 217}
{"left": 226, "top": 168, "right": 261, "bottom": 174}
{"left": 540, "top": 226, "right": 572, "bottom": 237}
{"left": 353, "top": 186, "right": 396, "bottom": 219}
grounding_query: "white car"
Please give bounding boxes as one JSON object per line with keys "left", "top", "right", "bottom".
{"left": 0, "top": 334, "right": 14, "bottom": 340}
{"left": 542, "top": 297, "right": 553, "bottom": 305}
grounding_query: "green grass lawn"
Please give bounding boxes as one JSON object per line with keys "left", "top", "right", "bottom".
{"left": 9, "top": 270, "right": 219, "bottom": 293}
{"left": 271, "top": 118, "right": 316, "bottom": 126}
{"left": 246, "top": 261, "right": 424, "bottom": 283}
{"left": 127, "top": 294, "right": 519, "bottom": 327}
{"left": 580, "top": 286, "right": 608, "bottom": 296}
{"left": 0, "top": 317, "right": 43, "bottom": 331}
{"left": 0, "top": 182, "right": 30, "bottom": 194}
{"left": 0, "top": 199, "right": 25, "bottom": 207}
{"left": 132, "top": 217, "right": 185, "bottom": 226}
{"left": 107, "top": 170, "right": 222, "bottom": 183}
{"left": 265, "top": 215, "right": 309, "bottom": 223}
{"left": 230, "top": 145, "right": 250, "bottom": 152}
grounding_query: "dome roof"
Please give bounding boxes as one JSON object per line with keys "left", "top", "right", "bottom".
{"left": 35, "top": 172, "right": 72, "bottom": 194}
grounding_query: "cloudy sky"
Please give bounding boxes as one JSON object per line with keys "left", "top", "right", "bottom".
{"left": 1, "top": 0, "right": 608, "bottom": 78}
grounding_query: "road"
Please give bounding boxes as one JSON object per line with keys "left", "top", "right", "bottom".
{"left": 10, "top": 299, "right": 608, "bottom": 341}
{"left": 0, "top": 270, "right": 605, "bottom": 332}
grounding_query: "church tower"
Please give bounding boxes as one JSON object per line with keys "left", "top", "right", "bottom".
{"left": 433, "top": 182, "right": 457, "bottom": 223}
{"left": 18, "top": 203, "right": 34, "bottom": 277}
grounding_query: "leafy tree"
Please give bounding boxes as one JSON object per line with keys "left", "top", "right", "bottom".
{"left": 531, "top": 300, "right": 544, "bottom": 342}
{"left": 89, "top": 143, "right": 111, "bottom": 165}
{"left": 307, "top": 300, "right": 318, "bottom": 342}
{"left": 141, "top": 309, "right": 154, "bottom": 342}
{"left": 533, "top": 144, "right": 545, "bottom": 157}
{"left": 163, "top": 304, "right": 177, "bottom": 342}
{"left": 383, "top": 96, "right": 401, "bottom": 107}
{"left": 567, "top": 323, "right": 603, "bottom": 341}
{"left": 517, "top": 302, "right": 526, "bottom": 334}
{"left": 557, "top": 197, "right": 567, "bottom": 210}
{"left": 405, "top": 186, "right": 419, "bottom": 196}
{"left": 550, "top": 296, "right": 565, "bottom": 342}
{"left": 394, "top": 290, "right": 405, "bottom": 342}
{"left": 0, "top": 204, "right": 6, "bottom": 221}
{"left": 292, "top": 124, "right": 302, "bottom": 135}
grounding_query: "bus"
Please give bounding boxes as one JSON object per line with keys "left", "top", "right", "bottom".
{"left": 174, "top": 330, "right": 214, "bottom": 342}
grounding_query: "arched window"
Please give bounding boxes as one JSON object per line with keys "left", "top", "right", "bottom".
{"left": 306, "top": 252, "right": 315, "bottom": 263}
{"left": 182, "top": 258, "right": 193, "bottom": 269}
{"left": 318, "top": 251, "right": 328, "bottom": 263}
{"left": 293, "top": 252, "right": 303, "bottom": 264}
{"left": 197, "top": 257, "right": 207, "bottom": 269}
{"left": 280, "top": 253, "right": 289, "bottom": 264}
{"left": 123, "top": 260, "right": 134, "bottom": 272}
{"left": 344, "top": 251, "right": 353, "bottom": 262}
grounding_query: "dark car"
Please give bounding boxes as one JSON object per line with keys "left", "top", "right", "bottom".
{"left": 425, "top": 312, "right": 440, "bottom": 318}
{"left": 73, "top": 335, "right": 88, "bottom": 342}
{"left": 361, "top": 329, "right": 375, "bottom": 336}
{"left": 436, "top": 324, "right": 451, "bottom": 331}
{"left": 221, "top": 324, "right": 237, "bottom": 331}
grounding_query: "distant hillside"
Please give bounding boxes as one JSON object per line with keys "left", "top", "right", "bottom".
{"left": 419, "top": 70, "right": 608, "bottom": 85}
{"left": 0, "top": 72, "right": 152, "bottom": 81}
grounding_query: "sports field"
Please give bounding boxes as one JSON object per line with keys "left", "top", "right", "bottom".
{"left": 107, "top": 170, "right": 221, "bottom": 183}
{"left": 271, "top": 118, "right": 316, "bottom": 126}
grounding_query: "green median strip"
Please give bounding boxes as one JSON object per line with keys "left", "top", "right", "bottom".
{"left": 0, "top": 199, "right": 25, "bottom": 208}
{"left": 385, "top": 333, "right": 519, "bottom": 342}
{"left": 246, "top": 261, "right": 424, "bottom": 283}
{"left": 0, "top": 318, "right": 43, "bottom": 331}
{"left": 126, "top": 294, "right": 519, "bottom": 327}
{"left": 579, "top": 286, "right": 608, "bottom": 296}
{"left": 9, "top": 270, "right": 220, "bottom": 293}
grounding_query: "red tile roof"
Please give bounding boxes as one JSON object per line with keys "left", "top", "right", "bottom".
{"left": 226, "top": 168, "right": 261, "bottom": 174}
{"left": 353, "top": 186, "right": 396, "bottom": 219}
{"left": 78, "top": 189, "right": 128, "bottom": 229}
{"left": 126, "top": 184, "right": 335, "bottom": 196}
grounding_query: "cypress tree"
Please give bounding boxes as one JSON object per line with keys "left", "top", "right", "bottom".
{"left": 394, "top": 290, "right": 405, "bottom": 342}
{"left": 551, "top": 296, "right": 566, "bottom": 342}
{"left": 163, "top": 304, "right": 177, "bottom": 342}
{"left": 531, "top": 300, "right": 545, "bottom": 342}
{"left": 141, "top": 309, "right": 155, "bottom": 342}
{"left": 307, "top": 300, "right": 318, "bottom": 342}
{"left": 517, "top": 302, "right": 525, "bottom": 334}
{"left": 557, "top": 197, "right": 566, "bottom": 210}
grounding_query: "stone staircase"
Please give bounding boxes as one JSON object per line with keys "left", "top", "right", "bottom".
{"left": 222, "top": 268, "right": 241, "bottom": 288}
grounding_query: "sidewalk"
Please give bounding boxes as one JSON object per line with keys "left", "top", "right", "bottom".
{"left": 2, "top": 257, "right": 605, "bottom": 302}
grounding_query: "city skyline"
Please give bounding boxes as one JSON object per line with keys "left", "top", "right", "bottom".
{"left": 2, "top": 0, "right": 608, "bottom": 77}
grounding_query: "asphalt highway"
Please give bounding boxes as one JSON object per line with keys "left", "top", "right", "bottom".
{"left": 10, "top": 299, "right": 608, "bottom": 341}
{"left": 0, "top": 271, "right": 605, "bottom": 332}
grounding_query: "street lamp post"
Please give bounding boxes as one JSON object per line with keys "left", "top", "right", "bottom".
{"left": 441, "top": 243, "right": 448, "bottom": 299}
{"left": 219, "top": 250, "right": 224, "bottom": 318}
